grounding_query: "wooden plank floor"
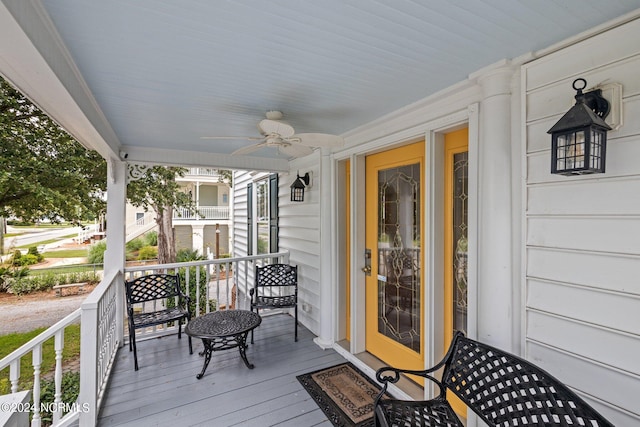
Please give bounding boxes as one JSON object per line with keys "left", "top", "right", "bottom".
{"left": 98, "top": 314, "right": 348, "bottom": 426}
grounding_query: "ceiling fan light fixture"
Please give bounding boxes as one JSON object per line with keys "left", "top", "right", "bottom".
{"left": 265, "top": 110, "right": 283, "bottom": 120}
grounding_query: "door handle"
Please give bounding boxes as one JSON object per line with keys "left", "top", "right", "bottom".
{"left": 362, "top": 249, "right": 371, "bottom": 276}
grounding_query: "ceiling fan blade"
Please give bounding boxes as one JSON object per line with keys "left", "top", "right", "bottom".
{"left": 294, "top": 133, "right": 344, "bottom": 148}
{"left": 200, "top": 136, "right": 263, "bottom": 141}
{"left": 279, "top": 143, "right": 314, "bottom": 158}
{"left": 231, "top": 142, "right": 268, "bottom": 155}
{"left": 258, "top": 119, "right": 295, "bottom": 138}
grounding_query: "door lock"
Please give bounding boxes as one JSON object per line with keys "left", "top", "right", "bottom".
{"left": 362, "top": 249, "right": 372, "bottom": 276}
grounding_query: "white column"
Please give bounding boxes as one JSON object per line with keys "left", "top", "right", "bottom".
{"left": 314, "top": 148, "right": 334, "bottom": 349}
{"left": 475, "top": 64, "right": 516, "bottom": 351}
{"left": 104, "top": 158, "right": 127, "bottom": 269}
{"left": 104, "top": 158, "right": 127, "bottom": 346}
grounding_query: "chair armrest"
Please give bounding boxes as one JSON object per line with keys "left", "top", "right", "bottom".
{"left": 179, "top": 293, "right": 192, "bottom": 314}
{"left": 375, "top": 366, "right": 446, "bottom": 399}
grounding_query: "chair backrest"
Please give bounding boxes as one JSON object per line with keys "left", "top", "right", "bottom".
{"left": 125, "top": 274, "right": 182, "bottom": 304}
{"left": 441, "top": 332, "right": 613, "bottom": 427}
{"left": 255, "top": 264, "right": 297, "bottom": 288}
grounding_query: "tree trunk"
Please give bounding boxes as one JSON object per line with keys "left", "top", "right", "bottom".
{"left": 156, "top": 204, "right": 176, "bottom": 264}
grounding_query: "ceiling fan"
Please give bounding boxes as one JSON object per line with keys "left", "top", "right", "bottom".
{"left": 201, "top": 111, "right": 344, "bottom": 157}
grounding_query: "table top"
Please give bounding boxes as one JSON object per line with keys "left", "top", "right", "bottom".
{"left": 185, "top": 310, "right": 261, "bottom": 339}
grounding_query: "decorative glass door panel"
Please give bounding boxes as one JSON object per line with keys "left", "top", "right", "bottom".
{"left": 452, "top": 151, "right": 468, "bottom": 336}
{"left": 366, "top": 142, "right": 424, "bottom": 371}
{"left": 444, "top": 128, "right": 469, "bottom": 343}
{"left": 444, "top": 128, "right": 468, "bottom": 417}
{"left": 377, "top": 164, "right": 421, "bottom": 352}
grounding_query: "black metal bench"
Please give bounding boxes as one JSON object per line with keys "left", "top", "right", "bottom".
{"left": 125, "top": 273, "right": 193, "bottom": 370}
{"left": 374, "top": 331, "right": 613, "bottom": 427}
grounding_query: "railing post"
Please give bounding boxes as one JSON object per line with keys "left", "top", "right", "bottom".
{"left": 115, "top": 271, "right": 125, "bottom": 346}
{"left": 78, "top": 303, "right": 98, "bottom": 427}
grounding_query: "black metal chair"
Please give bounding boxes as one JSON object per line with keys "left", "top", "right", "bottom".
{"left": 125, "top": 273, "right": 193, "bottom": 370}
{"left": 250, "top": 263, "right": 298, "bottom": 343}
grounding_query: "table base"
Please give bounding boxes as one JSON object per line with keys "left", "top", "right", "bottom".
{"left": 196, "top": 332, "right": 254, "bottom": 379}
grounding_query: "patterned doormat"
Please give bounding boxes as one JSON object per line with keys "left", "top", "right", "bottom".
{"left": 297, "top": 362, "right": 384, "bottom": 427}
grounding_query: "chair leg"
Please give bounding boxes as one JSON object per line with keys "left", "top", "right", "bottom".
{"left": 294, "top": 304, "right": 298, "bottom": 342}
{"left": 131, "top": 331, "right": 139, "bottom": 371}
{"left": 251, "top": 308, "right": 258, "bottom": 344}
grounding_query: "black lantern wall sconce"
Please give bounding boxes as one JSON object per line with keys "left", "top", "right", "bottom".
{"left": 290, "top": 172, "right": 310, "bottom": 202}
{"left": 547, "top": 78, "right": 612, "bottom": 176}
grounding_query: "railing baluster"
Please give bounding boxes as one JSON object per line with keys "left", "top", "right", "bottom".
{"left": 9, "top": 359, "right": 20, "bottom": 394}
{"left": 32, "top": 344, "right": 42, "bottom": 426}
{"left": 52, "top": 330, "right": 64, "bottom": 424}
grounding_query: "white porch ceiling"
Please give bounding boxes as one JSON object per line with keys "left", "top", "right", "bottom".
{"left": 1, "top": 1, "right": 639, "bottom": 170}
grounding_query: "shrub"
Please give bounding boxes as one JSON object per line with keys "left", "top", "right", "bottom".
{"left": 126, "top": 237, "right": 145, "bottom": 252}
{"left": 8, "top": 271, "right": 99, "bottom": 295}
{"left": 144, "top": 231, "right": 158, "bottom": 246}
{"left": 0, "top": 267, "right": 29, "bottom": 292}
{"left": 171, "top": 249, "right": 211, "bottom": 314}
{"left": 87, "top": 241, "right": 107, "bottom": 264}
{"left": 27, "top": 246, "right": 45, "bottom": 262}
{"left": 14, "top": 253, "right": 40, "bottom": 266}
{"left": 38, "top": 372, "right": 80, "bottom": 424}
{"left": 138, "top": 245, "right": 158, "bottom": 260}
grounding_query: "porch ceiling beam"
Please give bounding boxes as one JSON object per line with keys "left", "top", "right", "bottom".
{"left": 122, "top": 146, "right": 290, "bottom": 172}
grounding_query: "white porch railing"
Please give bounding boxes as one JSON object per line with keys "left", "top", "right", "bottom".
{"left": 173, "top": 205, "right": 230, "bottom": 220}
{"left": 0, "top": 251, "right": 289, "bottom": 427}
{"left": 0, "top": 309, "right": 82, "bottom": 426}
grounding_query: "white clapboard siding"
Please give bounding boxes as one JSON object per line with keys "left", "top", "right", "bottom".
{"left": 527, "top": 247, "right": 639, "bottom": 294}
{"left": 525, "top": 18, "right": 640, "bottom": 91}
{"left": 527, "top": 216, "right": 640, "bottom": 254}
{"left": 527, "top": 279, "right": 640, "bottom": 335}
{"left": 527, "top": 177, "right": 640, "bottom": 215}
{"left": 523, "top": 16, "right": 640, "bottom": 423}
{"left": 279, "top": 152, "right": 322, "bottom": 335}
{"left": 526, "top": 341, "right": 640, "bottom": 426}
{"left": 527, "top": 310, "right": 640, "bottom": 375}
{"left": 526, "top": 54, "right": 640, "bottom": 123}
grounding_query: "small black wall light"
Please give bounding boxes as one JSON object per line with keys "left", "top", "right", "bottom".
{"left": 290, "top": 172, "right": 310, "bottom": 202}
{"left": 547, "top": 78, "right": 612, "bottom": 176}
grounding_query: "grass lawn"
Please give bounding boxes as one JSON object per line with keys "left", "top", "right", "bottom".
{"left": 43, "top": 249, "right": 89, "bottom": 258}
{"left": 16, "top": 234, "right": 78, "bottom": 250}
{"left": 0, "top": 324, "right": 81, "bottom": 394}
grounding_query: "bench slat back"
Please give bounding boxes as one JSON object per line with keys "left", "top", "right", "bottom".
{"left": 442, "top": 332, "right": 613, "bottom": 427}
{"left": 126, "top": 274, "right": 182, "bottom": 304}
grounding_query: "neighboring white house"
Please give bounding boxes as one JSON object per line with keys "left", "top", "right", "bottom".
{"left": 125, "top": 167, "right": 232, "bottom": 257}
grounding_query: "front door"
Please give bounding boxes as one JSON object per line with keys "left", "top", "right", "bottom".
{"left": 365, "top": 142, "right": 424, "bottom": 370}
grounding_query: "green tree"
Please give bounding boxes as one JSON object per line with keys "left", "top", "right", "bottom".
{"left": 0, "top": 77, "right": 106, "bottom": 252}
{"left": 126, "top": 166, "right": 195, "bottom": 264}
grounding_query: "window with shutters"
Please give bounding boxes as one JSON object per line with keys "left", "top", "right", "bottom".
{"left": 247, "top": 174, "right": 279, "bottom": 255}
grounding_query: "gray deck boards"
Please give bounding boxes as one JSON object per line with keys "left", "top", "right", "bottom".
{"left": 98, "top": 313, "right": 346, "bottom": 426}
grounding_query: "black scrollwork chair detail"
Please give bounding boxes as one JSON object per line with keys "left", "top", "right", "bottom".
{"left": 125, "top": 274, "right": 193, "bottom": 370}
{"left": 374, "top": 331, "right": 613, "bottom": 427}
{"left": 250, "top": 264, "right": 298, "bottom": 343}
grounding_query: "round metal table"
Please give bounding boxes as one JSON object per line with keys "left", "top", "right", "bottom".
{"left": 185, "top": 310, "right": 262, "bottom": 379}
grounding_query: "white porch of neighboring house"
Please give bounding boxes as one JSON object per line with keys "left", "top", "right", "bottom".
{"left": 1, "top": 2, "right": 640, "bottom": 427}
